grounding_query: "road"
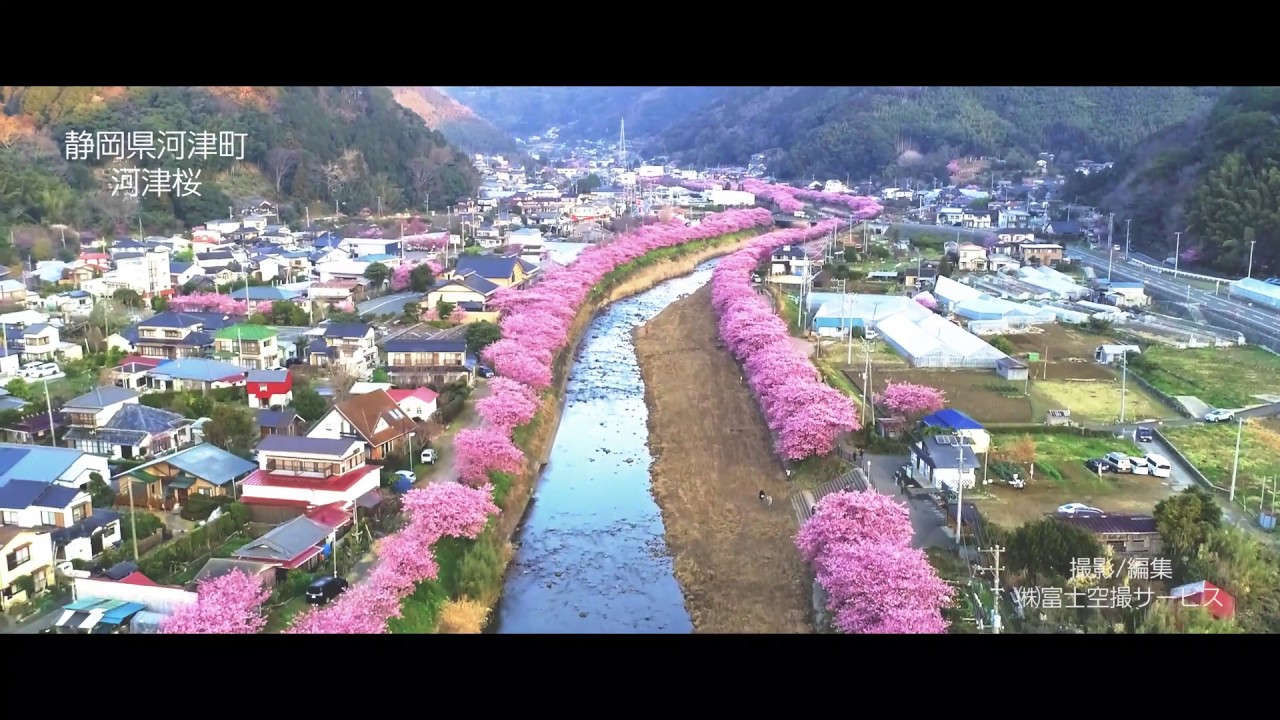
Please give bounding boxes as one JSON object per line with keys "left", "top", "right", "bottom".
{"left": 3, "top": 607, "right": 61, "bottom": 634}
{"left": 1067, "top": 245, "right": 1279, "bottom": 329}
{"left": 415, "top": 378, "right": 491, "bottom": 487}
{"left": 358, "top": 292, "right": 421, "bottom": 317}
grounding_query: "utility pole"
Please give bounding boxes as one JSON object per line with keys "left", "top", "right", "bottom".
{"left": 1174, "top": 231, "right": 1182, "bottom": 274}
{"left": 1108, "top": 242, "right": 1116, "bottom": 282}
{"left": 1248, "top": 240, "right": 1257, "bottom": 279}
{"left": 1230, "top": 416, "right": 1244, "bottom": 504}
{"left": 978, "top": 546, "right": 1005, "bottom": 634}
{"left": 954, "top": 444, "right": 966, "bottom": 557}
{"left": 1124, "top": 218, "right": 1131, "bottom": 259}
{"left": 1119, "top": 351, "right": 1128, "bottom": 424}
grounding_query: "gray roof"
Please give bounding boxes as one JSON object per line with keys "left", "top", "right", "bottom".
{"left": 65, "top": 404, "right": 187, "bottom": 448}
{"left": 126, "top": 443, "right": 256, "bottom": 487}
{"left": 191, "top": 557, "right": 274, "bottom": 585}
{"left": 256, "top": 408, "right": 301, "bottom": 430}
{"left": 150, "top": 358, "right": 247, "bottom": 383}
{"left": 256, "top": 435, "right": 358, "bottom": 456}
{"left": 233, "top": 516, "right": 332, "bottom": 562}
{"left": 63, "top": 386, "right": 140, "bottom": 410}
{"left": 246, "top": 369, "right": 289, "bottom": 383}
{"left": 323, "top": 323, "right": 372, "bottom": 339}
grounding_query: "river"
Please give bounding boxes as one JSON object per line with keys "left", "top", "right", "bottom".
{"left": 490, "top": 263, "right": 723, "bottom": 633}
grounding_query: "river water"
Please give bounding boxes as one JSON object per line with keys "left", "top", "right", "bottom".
{"left": 491, "top": 263, "right": 722, "bottom": 633}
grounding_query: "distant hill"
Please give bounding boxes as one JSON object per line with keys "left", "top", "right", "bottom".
{"left": 389, "top": 86, "right": 516, "bottom": 154}
{"left": 0, "top": 86, "right": 478, "bottom": 238}
{"left": 440, "top": 86, "right": 729, "bottom": 141}
{"left": 658, "top": 86, "right": 1224, "bottom": 180}
{"left": 1066, "top": 86, "right": 1280, "bottom": 277}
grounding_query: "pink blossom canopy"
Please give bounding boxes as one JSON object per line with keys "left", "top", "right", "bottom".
{"left": 875, "top": 382, "right": 946, "bottom": 419}
{"left": 159, "top": 569, "right": 269, "bottom": 634}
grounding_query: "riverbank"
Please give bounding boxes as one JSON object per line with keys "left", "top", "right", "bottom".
{"left": 634, "top": 284, "right": 812, "bottom": 633}
{"left": 389, "top": 227, "right": 765, "bottom": 633}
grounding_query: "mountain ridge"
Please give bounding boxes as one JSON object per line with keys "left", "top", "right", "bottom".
{"left": 389, "top": 86, "right": 516, "bottom": 154}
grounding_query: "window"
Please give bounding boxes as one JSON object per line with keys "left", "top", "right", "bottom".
{"left": 71, "top": 505, "right": 85, "bottom": 523}
{"left": 32, "top": 570, "right": 47, "bottom": 594}
{"left": 6, "top": 544, "right": 31, "bottom": 571}
{"left": 40, "top": 511, "right": 58, "bottom": 525}
{"left": 0, "top": 511, "right": 16, "bottom": 525}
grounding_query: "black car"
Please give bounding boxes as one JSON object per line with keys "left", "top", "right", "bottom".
{"left": 476, "top": 366, "right": 495, "bottom": 379}
{"left": 306, "top": 576, "right": 349, "bottom": 605}
{"left": 1135, "top": 426, "right": 1153, "bottom": 442}
{"left": 1084, "top": 458, "right": 1114, "bottom": 473}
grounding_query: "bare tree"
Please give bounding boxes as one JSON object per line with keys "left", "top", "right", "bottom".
{"left": 322, "top": 161, "right": 348, "bottom": 201}
{"left": 265, "top": 148, "right": 298, "bottom": 193}
{"left": 408, "top": 157, "right": 433, "bottom": 197}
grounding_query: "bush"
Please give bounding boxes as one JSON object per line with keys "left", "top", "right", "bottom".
{"left": 1034, "top": 461, "right": 1063, "bottom": 482}
{"left": 456, "top": 536, "right": 504, "bottom": 602}
{"left": 272, "top": 571, "right": 316, "bottom": 603}
{"left": 180, "top": 494, "right": 235, "bottom": 521}
{"left": 988, "top": 336, "right": 1017, "bottom": 355}
{"left": 437, "top": 599, "right": 490, "bottom": 633}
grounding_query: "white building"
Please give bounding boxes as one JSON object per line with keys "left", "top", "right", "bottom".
{"left": 242, "top": 436, "right": 381, "bottom": 514}
{"left": 637, "top": 165, "right": 665, "bottom": 178}
{"left": 707, "top": 189, "right": 756, "bottom": 207}
{"left": 106, "top": 248, "right": 171, "bottom": 297}
{"left": 386, "top": 388, "right": 439, "bottom": 421}
{"left": 908, "top": 434, "right": 979, "bottom": 492}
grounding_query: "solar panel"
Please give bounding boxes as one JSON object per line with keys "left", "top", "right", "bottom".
{"left": 933, "top": 435, "right": 955, "bottom": 445}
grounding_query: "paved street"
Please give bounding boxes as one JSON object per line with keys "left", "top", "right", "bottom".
{"left": 415, "top": 379, "right": 491, "bottom": 487}
{"left": 358, "top": 292, "right": 421, "bottom": 317}
{"left": 862, "top": 453, "right": 953, "bottom": 550}
{"left": 3, "top": 608, "right": 61, "bottom": 634}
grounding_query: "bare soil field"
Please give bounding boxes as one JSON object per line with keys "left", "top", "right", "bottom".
{"left": 635, "top": 285, "right": 812, "bottom": 634}
{"left": 1002, "top": 324, "right": 1118, "bottom": 381}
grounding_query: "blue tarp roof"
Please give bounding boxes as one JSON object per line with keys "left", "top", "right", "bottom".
{"left": 921, "top": 408, "right": 984, "bottom": 431}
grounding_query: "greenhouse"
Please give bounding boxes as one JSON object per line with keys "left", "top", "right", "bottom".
{"left": 808, "top": 293, "right": 927, "bottom": 336}
{"left": 1229, "top": 277, "right": 1280, "bottom": 310}
{"left": 874, "top": 310, "right": 1009, "bottom": 369}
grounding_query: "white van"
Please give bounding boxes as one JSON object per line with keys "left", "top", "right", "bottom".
{"left": 1145, "top": 453, "right": 1172, "bottom": 478}
{"left": 1104, "top": 452, "right": 1132, "bottom": 472}
{"left": 1128, "top": 456, "right": 1150, "bottom": 476}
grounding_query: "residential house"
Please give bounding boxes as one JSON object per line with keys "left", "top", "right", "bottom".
{"left": 0, "top": 346, "right": 18, "bottom": 378}
{"left": 45, "top": 290, "right": 95, "bottom": 316}
{"left": 308, "top": 280, "right": 361, "bottom": 305}
{"left": 50, "top": 508, "right": 123, "bottom": 564}
{"left": 0, "top": 526, "right": 55, "bottom": 610}
{"left": 997, "top": 208, "right": 1031, "bottom": 228}
{"left": 128, "top": 311, "right": 238, "bottom": 361}
{"left": 279, "top": 251, "right": 313, "bottom": 283}
{"left": 235, "top": 285, "right": 301, "bottom": 314}
{"left": 0, "top": 443, "right": 109, "bottom": 490}
{"left": 1094, "top": 344, "right": 1141, "bottom": 365}
{"left": 424, "top": 272, "right": 500, "bottom": 315}
{"left": 306, "top": 389, "right": 418, "bottom": 461}
{"left": 241, "top": 436, "right": 381, "bottom": 523}
{"left": 347, "top": 382, "right": 394, "bottom": 396}
{"left": 169, "top": 262, "right": 201, "bottom": 288}
{"left": 213, "top": 324, "right": 281, "bottom": 370}
{"left": 386, "top": 387, "right": 439, "bottom": 421}
{"left": 307, "top": 324, "right": 378, "bottom": 377}
{"left": 1056, "top": 513, "right": 1163, "bottom": 557}
{"left": 119, "top": 443, "right": 257, "bottom": 510}
{"left": 2, "top": 411, "right": 65, "bottom": 445}
{"left": 245, "top": 369, "right": 293, "bottom": 409}
{"left": 955, "top": 243, "right": 988, "bottom": 272}
{"left": 384, "top": 327, "right": 472, "bottom": 387}
{"left": 1043, "top": 220, "right": 1082, "bottom": 237}
{"left": 63, "top": 387, "right": 192, "bottom": 460}
{"left": 195, "top": 251, "right": 236, "bottom": 273}
{"left": 919, "top": 409, "right": 990, "bottom": 454}
{"left": 907, "top": 434, "right": 978, "bottom": 492}
{"left": 340, "top": 237, "right": 402, "bottom": 258}
{"left": 231, "top": 508, "right": 350, "bottom": 574}
{"left": 1102, "top": 282, "right": 1149, "bottom": 308}
{"left": 451, "top": 254, "right": 535, "bottom": 289}
{"left": 960, "top": 210, "right": 991, "bottom": 229}
{"left": 0, "top": 279, "right": 28, "bottom": 304}
{"left": 19, "top": 324, "right": 62, "bottom": 363}
{"left": 1017, "top": 243, "right": 1064, "bottom": 266}
{"left": 769, "top": 245, "right": 811, "bottom": 277}
{"left": 147, "top": 357, "right": 247, "bottom": 392}
{"left": 110, "top": 248, "right": 172, "bottom": 298}
{"left": 256, "top": 408, "right": 304, "bottom": 439}
{"left": 936, "top": 207, "right": 965, "bottom": 226}
{"left": 108, "top": 359, "right": 161, "bottom": 390}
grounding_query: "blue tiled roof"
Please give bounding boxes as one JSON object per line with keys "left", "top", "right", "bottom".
{"left": 0, "top": 479, "right": 80, "bottom": 510}
{"left": 921, "top": 408, "right": 984, "bottom": 431}
{"left": 150, "top": 358, "right": 246, "bottom": 383}
{"left": 323, "top": 323, "right": 371, "bottom": 339}
{"left": 455, "top": 255, "right": 518, "bottom": 280}
{"left": 51, "top": 509, "right": 120, "bottom": 545}
{"left": 0, "top": 445, "right": 82, "bottom": 484}
{"left": 385, "top": 337, "right": 466, "bottom": 353}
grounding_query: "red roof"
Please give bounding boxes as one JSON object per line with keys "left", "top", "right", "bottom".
{"left": 1168, "top": 580, "right": 1236, "bottom": 620}
{"left": 240, "top": 496, "right": 312, "bottom": 508}
{"left": 117, "top": 571, "right": 159, "bottom": 587}
{"left": 281, "top": 545, "right": 324, "bottom": 570}
{"left": 305, "top": 503, "right": 352, "bottom": 529}
{"left": 386, "top": 387, "right": 439, "bottom": 404}
{"left": 241, "top": 466, "right": 376, "bottom": 492}
{"left": 120, "top": 355, "right": 163, "bottom": 368}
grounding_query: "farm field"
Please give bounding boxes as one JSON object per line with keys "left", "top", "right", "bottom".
{"left": 1029, "top": 379, "right": 1178, "bottom": 424}
{"left": 1162, "top": 420, "right": 1280, "bottom": 508}
{"left": 849, "top": 367, "right": 1034, "bottom": 424}
{"left": 1128, "top": 345, "right": 1280, "bottom": 409}
{"left": 977, "top": 431, "right": 1178, "bottom": 528}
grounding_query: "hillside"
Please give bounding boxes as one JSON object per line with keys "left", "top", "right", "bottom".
{"left": 1067, "top": 86, "right": 1280, "bottom": 277}
{"left": 658, "top": 86, "right": 1223, "bottom": 179}
{"left": 440, "top": 86, "right": 729, "bottom": 141}
{"left": 389, "top": 86, "right": 516, "bottom": 154}
{"left": 0, "top": 86, "right": 479, "bottom": 238}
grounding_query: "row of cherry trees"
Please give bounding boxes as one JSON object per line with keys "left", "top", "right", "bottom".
{"left": 875, "top": 382, "right": 947, "bottom": 421}
{"left": 160, "top": 482, "right": 500, "bottom": 634}
{"left": 710, "top": 221, "right": 861, "bottom": 459}
{"left": 390, "top": 259, "right": 444, "bottom": 292}
{"left": 796, "top": 491, "right": 954, "bottom": 633}
{"left": 452, "top": 207, "right": 777, "bottom": 485}
{"left": 168, "top": 293, "right": 248, "bottom": 315}
{"left": 739, "top": 179, "right": 886, "bottom": 218}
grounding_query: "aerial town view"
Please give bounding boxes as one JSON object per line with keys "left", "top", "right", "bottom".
{"left": 1, "top": 85, "right": 1277, "bottom": 635}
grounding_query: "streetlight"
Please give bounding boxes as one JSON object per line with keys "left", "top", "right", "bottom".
{"left": 1174, "top": 231, "right": 1182, "bottom": 274}
{"left": 1108, "top": 243, "right": 1119, "bottom": 282}
{"left": 1248, "top": 240, "right": 1257, "bottom": 279}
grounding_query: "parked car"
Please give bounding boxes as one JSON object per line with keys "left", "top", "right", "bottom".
{"left": 476, "top": 366, "right": 495, "bottom": 379}
{"left": 420, "top": 448, "right": 436, "bottom": 464}
{"left": 306, "top": 576, "right": 349, "bottom": 605}
{"left": 20, "top": 362, "right": 60, "bottom": 379}
{"left": 1085, "top": 458, "right": 1114, "bottom": 474}
{"left": 1205, "top": 409, "right": 1235, "bottom": 423}
{"left": 1128, "top": 456, "right": 1151, "bottom": 475}
{"left": 1135, "top": 426, "right": 1153, "bottom": 442}
{"left": 285, "top": 357, "right": 305, "bottom": 367}
{"left": 1103, "top": 452, "right": 1132, "bottom": 472}
{"left": 1058, "top": 502, "right": 1104, "bottom": 515}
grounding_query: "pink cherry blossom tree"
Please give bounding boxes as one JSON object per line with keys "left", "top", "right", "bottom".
{"left": 914, "top": 293, "right": 939, "bottom": 310}
{"left": 875, "top": 382, "right": 946, "bottom": 420}
{"left": 169, "top": 293, "right": 248, "bottom": 316}
{"left": 453, "top": 427, "right": 525, "bottom": 484}
{"left": 475, "top": 377, "right": 540, "bottom": 431}
{"left": 160, "top": 569, "right": 269, "bottom": 634}
{"left": 334, "top": 299, "right": 356, "bottom": 314}
{"left": 796, "top": 490, "right": 952, "bottom": 634}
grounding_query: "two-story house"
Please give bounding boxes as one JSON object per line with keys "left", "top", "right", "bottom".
{"left": 245, "top": 369, "right": 293, "bottom": 409}
{"left": 61, "top": 386, "right": 193, "bottom": 459}
{"left": 0, "top": 476, "right": 122, "bottom": 565}
{"left": 128, "top": 311, "right": 238, "bottom": 361}
{"left": 307, "top": 324, "right": 378, "bottom": 378}
{"left": 907, "top": 433, "right": 978, "bottom": 493}
{"left": 451, "top": 254, "right": 536, "bottom": 289}
{"left": 306, "top": 389, "right": 417, "bottom": 461}
{"left": 997, "top": 208, "right": 1031, "bottom": 228}
{"left": 0, "top": 525, "right": 55, "bottom": 611}
{"left": 241, "top": 435, "right": 381, "bottom": 523}
{"left": 119, "top": 443, "right": 257, "bottom": 511}
{"left": 308, "top": 280, "right": 361, "bottom": 306}
{"left": 110, "top": 248, "right": 172, "bottom": 298}
{"left": 213, "top": 324, "right": 281, "bottom": 370}
{"left": 386, "top": 388, "right": 439, "bottom": 421}
{"left": 935, "top": 207, "right": 965, "bottom": 226}
{"left": 960, "top": 210, "right": 991, "bottom": 229}
{"left": 19, "top": 323, "right": 77, "bottom": 364}
{"left": 1017, "top": 243, "right": 1065, "bottom": 267}
{"left": 384, "top": 327, "right": 472, "bottom": 387}
{"left": 955, "top": 243, "right": 988, "bottom": 272}
{"left": 769, "top": 245, "right": 811, "bottom": 277}
{"left": 424, "top": 272, "right": 500, "bottom": 316}
{"left": 0, "top": 443, "right": 110, "bottom": 490}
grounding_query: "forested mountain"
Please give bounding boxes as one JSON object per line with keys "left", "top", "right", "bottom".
{"left": 440, "top": 86, "right": 729, "bottom": 140}
{"left": 0, "top": 86, "right": 479, "bottom": 238}
{"left": 389, "top": 86, "right": 516, "bottom": 154}
{"left": 1065, "top": 86, "right": 1280, "bottom": 277}
{"left": 658, "top": 86, "right": 1223, "bottom": 180}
